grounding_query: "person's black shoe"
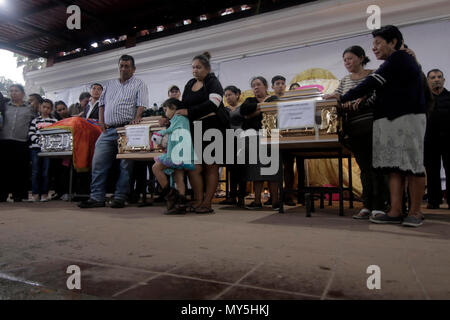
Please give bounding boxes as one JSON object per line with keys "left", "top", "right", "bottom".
{"left": 264, "top": 197, "right": 272, "bottom": 206}
{"left": 166, "top": 188, "right": 179, "bottom": 212}
{"left": 284, "top": 199, "right": 296, "bottom": 206}
{"left": 245, "top": 201, "right": 262, "bottom": 210}
{"left": 219, "top": 198, "right": 237, "bottom": 205}
{"left": 426, "top": 203, "right": 440, "bottom": 209}
{"left": 78, "top": 198, "right": 105, "bottom": 208}
{"left": 369, "top": 213, "right": 402, "bottom": 224}
{"left": 110, "top": 198, "right": 126, "bottom": 208}
{"left": 165, "top": 195, "right": 187, "bottom": 215}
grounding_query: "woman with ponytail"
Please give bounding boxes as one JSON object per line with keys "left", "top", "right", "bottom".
{"left": 177, "top": 52, "right": 227, "bottom": 214}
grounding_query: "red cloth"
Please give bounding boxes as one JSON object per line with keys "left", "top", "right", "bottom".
{"left": 45, "top": 117, "right": 101, "bottom": 172}
{"left": 323, "top": 184, "right": 340, "bottom": 201}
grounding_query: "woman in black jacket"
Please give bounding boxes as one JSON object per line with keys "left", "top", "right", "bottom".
{"left": 176, "top": 52, "right": 227, "bottom": 214}
{"left": 328, "top": 25, "right": 427, "bottom": 227}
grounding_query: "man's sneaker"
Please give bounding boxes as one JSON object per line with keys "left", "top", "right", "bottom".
{"left": 110, "top": 199, "right": 125, "bottom": 208}
{"left": 78, "top": 199, "right": 105, "bottom": 208}
{"left": 245, "top": 201, "right": 262, "bottom": 210}
{"left": 369, "top": 214, "right": 402, "bottom": 224}
{"left": 402, "top": 215, "right": 423, "bottom": 227}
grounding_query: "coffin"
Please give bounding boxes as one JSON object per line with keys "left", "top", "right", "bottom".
{"left": 116, "top": 116, "right": 166, "bottom": 154}
{"left": 38, "top": 128, "right": 73, "bottom": 153}
{"left": 37, "top": 117, "right": 102, "bottom": 171}
{"left": 259, "top": 89, "right": 340, "bottom": 142}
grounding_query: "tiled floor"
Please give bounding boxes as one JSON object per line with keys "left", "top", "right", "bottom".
{"left": 0, "top": 199, "right": 449, "bottom": 300}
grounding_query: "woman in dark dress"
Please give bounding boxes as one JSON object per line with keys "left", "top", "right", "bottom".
{"left": 240, "top": 76, "right": 280, "bottom": 210}
{"left": 177, "top": 52, "right": 227, "bottom": 214}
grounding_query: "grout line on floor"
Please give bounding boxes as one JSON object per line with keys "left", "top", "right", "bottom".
{"left": 320, "top": 257, "right": 339, "bottom": 300}
{"left": 111, "top": 263, "right": 189, "bottom": 298}
{"left": 111, "top": 273, "right": 163, "bottom": 298}
{"left": 212, "top": 262, "right": 264, "bottom": 300}
{"left": 232, "top": 283, "right": 322, "bottom": 300}
{"left": 409, "top": 263, "right": 431, "bottom": 300}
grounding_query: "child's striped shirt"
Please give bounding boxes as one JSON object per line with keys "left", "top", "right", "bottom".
{"left": 28, "top": 116, "right": 58, "bottom": 149}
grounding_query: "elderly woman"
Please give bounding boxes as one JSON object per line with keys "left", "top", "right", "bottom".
{"left": 327, "top": 45, "right": 389, "bottom": 219}
{"left": 177, "top": 52, "right": 227, "bottom": 214}
{"left": 240, "top": 76, "right": 280, "bottom": 210}
{"left": 0, "top": 84, "right": 37, "bottom": 202}
{"left": 328, "top": 25, "right": 426, "bottom": 227}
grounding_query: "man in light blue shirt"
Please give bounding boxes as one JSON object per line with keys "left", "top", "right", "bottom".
{"left": 78, "top": 54, "right": 149, "bottom": 208}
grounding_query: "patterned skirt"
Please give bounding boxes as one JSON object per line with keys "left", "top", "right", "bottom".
{"left": 372, "top": 113, "right": 426, "bottom": 176}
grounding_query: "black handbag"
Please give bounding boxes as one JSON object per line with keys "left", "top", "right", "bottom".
{"left": 340, "top": 109, "right": 374, "bottom": 151}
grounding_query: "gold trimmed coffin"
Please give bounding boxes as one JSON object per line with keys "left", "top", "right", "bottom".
{"left": 117, "top": 116, "right": 166, "bottom": 154}
{"left": 259, "top": 89, "right": 340, "bottom": 140}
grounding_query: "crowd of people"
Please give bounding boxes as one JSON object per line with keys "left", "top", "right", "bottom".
{"left": 1, "top": 25, "right": 448, "bottom": 228}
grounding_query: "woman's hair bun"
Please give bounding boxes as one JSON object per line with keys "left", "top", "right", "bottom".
{"left": 202, "top": 51, "right": 211, "bottom": 60}
{"left": 363, "top": 56, "right": 371, "bottom": 65}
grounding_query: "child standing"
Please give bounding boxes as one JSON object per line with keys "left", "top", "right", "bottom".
{"left": 152, "top": 98, "right": 195, "bottom": 214}
{"left": 29, "top": 99, "right": 57, "bottom": 202}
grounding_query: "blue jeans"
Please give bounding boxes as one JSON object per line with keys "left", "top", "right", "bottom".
{"left": 31, "top": 148, "right": 50, "bottom": 195}
{"left": 90, "top": 128, "right": 132, "bottom": 202}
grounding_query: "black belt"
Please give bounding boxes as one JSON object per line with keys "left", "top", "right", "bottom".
{"left": 106, "top": 123, "right": 128, "bottom": 129}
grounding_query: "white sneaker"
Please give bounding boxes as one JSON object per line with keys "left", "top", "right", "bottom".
{"left": 61, "top": 194, "right": 70, "bottom": 201}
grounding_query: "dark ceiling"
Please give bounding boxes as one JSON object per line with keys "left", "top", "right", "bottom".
{"left": 0, "top": 0, "right": 316, "bottom": 63}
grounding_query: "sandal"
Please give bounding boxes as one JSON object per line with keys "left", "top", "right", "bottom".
{"left": 352, "top": 208, "right": 371, "bottom": 219}
{"left": 195, "top": 206, "right": 215, "bottom": 214}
